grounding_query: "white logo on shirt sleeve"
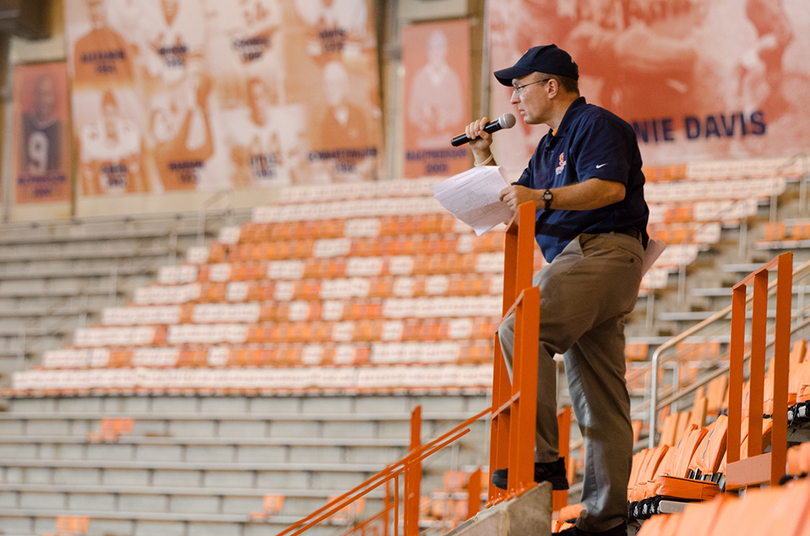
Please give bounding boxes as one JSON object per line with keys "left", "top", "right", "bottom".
{"left": 596, "top": 163, "right": 607, "bottom": 169}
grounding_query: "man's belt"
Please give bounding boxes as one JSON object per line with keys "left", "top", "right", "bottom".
{"left": 612, "top": 228, "right": 642, "bottom": 242}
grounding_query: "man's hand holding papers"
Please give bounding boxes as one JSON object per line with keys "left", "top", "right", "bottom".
{"left": 433, "top": 166, "right": 514, "bottom": 236}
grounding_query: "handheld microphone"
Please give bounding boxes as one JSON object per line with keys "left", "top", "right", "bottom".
{"left": 451, "top": 113, "right": 516, "bottom": 147}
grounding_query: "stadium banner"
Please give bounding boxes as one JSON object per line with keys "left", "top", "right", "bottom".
{"left": 13, "top": 62, "right": 72, "bottom": 204}
{"left": 64, "top": 0, "right": 382, "bottom": 197}
{"left": 402, "top": 19, "right": 471, "bottom": 178}
{"left": 487, "top": 0, "right": 810, "bottom": 174}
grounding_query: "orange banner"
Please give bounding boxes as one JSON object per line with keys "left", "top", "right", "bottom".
{"left": 65, "top": 0, "right": 382, "bottom": 196}
{"left": 488, "top": 0, "right": 810, "bottom": 172}
{"left": 13, "top": 62, "right": 72, "bottom": 204}
{"left": 402, "top": 20, "right": 471, "bottom": 178}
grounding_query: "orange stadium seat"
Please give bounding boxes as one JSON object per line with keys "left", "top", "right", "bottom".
{"left": 664, "top": 206, "right": 694, "bottom": 223}
{"left": 668, "top": 499, "right": 725, "bottom": 536}
{"left": 630, "top": 422, "right": 725, "bottom": 519}
{"left": 792, "top": 222, "right": 810, "bottom": 241}
{"left": 764, "top": 222, "right": 787, "bottom": 242}
{"left": 705, "top": 375, "right": 728, "bottom": 415}
{"left": 625, "top": 343, "right": 649, "bottom": 361}
{"left": 634, "top": 512, "right": 675, "bottom": 535}
{"left": 55, "top": 516, "right": 91, "bottom": 534}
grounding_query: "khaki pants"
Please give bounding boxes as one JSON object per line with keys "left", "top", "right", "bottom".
{"left": 498, "top": 232, "right": 644, "bottom": 532}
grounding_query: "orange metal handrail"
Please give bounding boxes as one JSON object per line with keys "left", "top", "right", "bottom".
{"left": 467, "top": 467, "right": 482, "bottom": 519}
{"left": 726, "top": 252, "right": 792, "bottom": 489}
{"left": 488, "top": 201, "right": 542, "bottom": 505}
{"left": 335, "top": 480, "right": 392, "bottom": 536}
{"left": 280, "top": 201, "right": 546, "bottom": 535}
{"left": 404, "top": 406, "right": 421, "bottom": 536}
{"left": 277, "top": 406, "right": 491, "bottom": 536}
{"left": 553, "top": 407, "right": 572, "bottom": 513}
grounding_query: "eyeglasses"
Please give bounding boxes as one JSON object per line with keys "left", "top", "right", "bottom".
{"left": 512, "top": 78, "right": 552, "bottom": 96}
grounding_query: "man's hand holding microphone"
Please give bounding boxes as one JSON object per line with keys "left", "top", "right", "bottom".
{"left": 457, "top": 113, "right": 536, "bottom": 212}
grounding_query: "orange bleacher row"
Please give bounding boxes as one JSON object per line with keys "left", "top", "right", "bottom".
{"left": 42, "top": 340, "right": 495, "bottom": 369}
{"left": 9, "top": 363, "right": 494, "bottom": 395}
{"left": 104, "top": 297, "right": 502, "bottom": 325}
{"left": 206, "top": 231, "right": 506, "bottom": 263}
{"left": 624, "top": 341, "right": 723, "bottom": 364}
{"left": 617, "top": 340, "right": 809, "bottom": 524}
{"left": 646, "top": 222, "right": 721, "bottom": 246}
{"left": 71, "top": 317, "right": 501, "bottom": 347}
{"left": 763, "top": 220, "right": 810, "bottom": 243}
{"left": 252, "top": 197, "right": 450, "bottom": 225}
{"left": 159, "top": 253, "right": 511, "bottom": 285}
{"left": 647, "top": 199, "right": 758, "bottom": 225}
{"left": 275, "top": 178, "right": 438, "bottom": 205}
{"left": 643, "top": 177, "right": 785, "bottom": 203}
{"left": 635, "top": 476, "right": 810, "bottom": 536}
{"left": 231, "top": 214, "right": 461, "bottom": 244}
{"left": 137, "top": 275, "right": 504, "bottom": 306}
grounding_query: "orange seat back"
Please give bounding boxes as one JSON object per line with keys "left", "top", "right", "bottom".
{"left": 762, "top": 478, "right": 810, "bottom": 536}
{"left": 694, "top": 415, "right": 728, "bottom": 475}
{"left": 635, "top": 513, "right": 676, "bottom": 536}
{"left": 709, "top": 487, "right": 786, "bottom": 536}
{"left": 670, "top": 426, "right": 707, "bottom": 479}
{"left": 674, "top": 498, "right": 726, "bottom": 536}
{"left": 629, "top": 449, "right": 651, "bottom": 495}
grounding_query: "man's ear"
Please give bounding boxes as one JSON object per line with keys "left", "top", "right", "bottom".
{"left": 547, "top": 78, "right": 560, "bottom": 98}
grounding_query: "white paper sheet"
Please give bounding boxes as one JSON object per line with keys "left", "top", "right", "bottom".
{"left": 433, "top": 166, "right": 514, "bottom": 236}
{"left": 642, "top": 239, "right": 667, "bottom": 276}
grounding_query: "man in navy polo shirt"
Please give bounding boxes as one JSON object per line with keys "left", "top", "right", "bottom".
{"left": 464, "top": 45, "right": 648, "bottom": 536}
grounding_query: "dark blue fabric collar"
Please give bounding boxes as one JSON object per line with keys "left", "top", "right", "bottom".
{"left": 547, "top": 96, "right": 587, "bottom": 140}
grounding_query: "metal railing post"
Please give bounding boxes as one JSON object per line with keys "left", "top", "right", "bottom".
{"left": 645, "top": 258, "right": 810, "bottom": 449}
{"left": 404, "top": 406, "right": 421, "bottom": 536}
{"left": 488, "top": 201, "right": 539, "bottom": 504}
{"left": 648, "top": 350, "right": 659, "bottom": 449}
{"left": 727, "top": 252, "right": 792, "bottom": 489}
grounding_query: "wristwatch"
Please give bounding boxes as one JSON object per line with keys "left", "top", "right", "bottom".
{"left": 542, "top": 189, "right": 553, "bottom": 211}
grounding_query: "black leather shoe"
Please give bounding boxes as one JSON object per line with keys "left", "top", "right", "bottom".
{"left": 491, "top": 456, "right": 569, "bottom": 490}
{"left": 556, "top": 523, "right": 627, "bottom": 536}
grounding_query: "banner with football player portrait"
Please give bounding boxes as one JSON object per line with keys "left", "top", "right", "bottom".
{"left": 13, "top": 62, "right": 72, "bottom": 204}
{"left": 64, "top": 0, "right": 382, "bottom": 198}
{"left": 402, "top": 19, "right": 471, "bottom": 178}
{"left": 487, "top": 0, "right": 810, "bottom": 174}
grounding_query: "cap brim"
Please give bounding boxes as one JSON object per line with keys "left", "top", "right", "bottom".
{"left": 493, "top": 66, "right": 535, "bottom": 86}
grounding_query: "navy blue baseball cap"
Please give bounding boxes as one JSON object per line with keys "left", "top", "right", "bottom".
{"left": 494, "top": 44, "right": 579, "bottom": 86}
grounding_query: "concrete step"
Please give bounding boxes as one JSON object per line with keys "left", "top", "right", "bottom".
{"left": 0, "top": 264, "right": 156, "bottom": 281}
{"left": 0, "top": 459, "right": 387, "bottom": 494}
{"left": 0, "top": 435, "right": 411, "bottom": 448}
{"left": 0, "top": 440, "right": 407, "bottom": 466}
{"left": 0, "top": 287, "right": 115, "bottom": 299}
{"left": 0, "top": 508, "right": 310, "bottom": 536}
{"left": 0, "top": 483, "right": 384, "bottom": 518}
{"left": 0, "top": 227, "right": 199, "bottom": 247}
{"left": 0, "top": 513, "right": 335, "bottom": 536}
{"left": 449, "top": 482, "right": 551, "bottom": 536}
{"left": 0, "top": 246, "right": 176, "bottom": 264}
{"left": 4, "top": 393, "right": 489, "bottom": 416}
{"left": 0, "top": 414, "right": 487, "bottom": 447}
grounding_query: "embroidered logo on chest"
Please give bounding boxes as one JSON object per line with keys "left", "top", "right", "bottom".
{"left": 555, "top": 152, "right": 567, "bottom": 175}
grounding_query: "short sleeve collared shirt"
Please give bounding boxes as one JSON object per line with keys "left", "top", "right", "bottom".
{"left": 515, "top": 96, "right": 649, "bottom": 262}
